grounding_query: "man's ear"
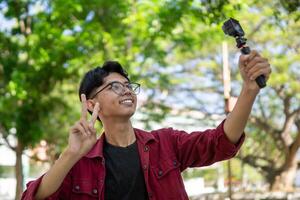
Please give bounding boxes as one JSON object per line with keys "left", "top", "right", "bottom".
{"left": 86, "top": 99, "right": 100, "bottom": 112}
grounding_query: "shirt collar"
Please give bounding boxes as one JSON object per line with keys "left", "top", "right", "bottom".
{"left": 134, "top": 128, "right": 157, "bottom": 145}
{"left": 84, "top": 133, "right": 105, "bottom": 159}
{"left": 84, "top": 128, "right": 157, "bottom": 159}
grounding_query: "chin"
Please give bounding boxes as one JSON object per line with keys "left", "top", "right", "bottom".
{"left": 126, "top": 110, "right": 136, "bottom": 117}
{"left": 115, "top": 108, "right": 135, "bottom": 115}
{"left": 114, "top": 106, "right": 136, "bottom": 118}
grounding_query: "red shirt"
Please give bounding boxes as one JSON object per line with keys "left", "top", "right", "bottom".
{"left": 21, "top": 120, "right": 244, "bottom": 200}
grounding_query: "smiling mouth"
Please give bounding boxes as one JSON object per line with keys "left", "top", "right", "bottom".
{"left": 119, "top": 99, "right": 134, "bottom": 105}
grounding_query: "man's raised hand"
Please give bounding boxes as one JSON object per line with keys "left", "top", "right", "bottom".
{"left": 67, "top": 94, "right": 100, "bottom": 157}
{"left": 239, "top": 50, "right": 271, "bottom": 91}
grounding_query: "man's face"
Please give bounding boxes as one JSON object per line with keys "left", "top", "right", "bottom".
{"left": 91, "top": 72, "right": 138, "bottom": 121}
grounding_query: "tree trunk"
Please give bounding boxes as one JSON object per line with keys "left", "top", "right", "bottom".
{"left": 15, "top": 140, "right": 24, "bottom": 200}
{"left": 270, "top": 153, "right": 297, "bottom": 191}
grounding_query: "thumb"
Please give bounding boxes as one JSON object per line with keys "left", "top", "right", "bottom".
{"left": 239, "top": 54, "right": 249, "bottom": 68}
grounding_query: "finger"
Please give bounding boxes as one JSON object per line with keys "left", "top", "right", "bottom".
{"left": 263, "top": 67, "right": 272, "bottom": 81}
{"left": 247, "top": 50, "right": 259, "bottom": 62}
{"left": 70, "top": 125, "right": 80, "bottom": 135}
{"left": 266, "top": 67, "right": 272, "bottom": 80}
{"left": 75, "top": 122, "right": 88, "bottom": 137}
{"left": 80, "top": 120, "right": 91, "bottom": 136}
{"left": 90, "top": 102, "right": 100, "bottom": 126}
{"left": 247, "top": 62, "right": 268, "bottom": 76}
{"left": 239, "top": 50, "right": 260, "bottom": 67}
{"left": 88, "top": 123, "right": 96, "bottom": 136}
{"left": 249, "top": 67, "right": 270, "bottom": 81}
{"left": 81, "top": 94, "right": 88, "bottom": 121}
{"left": 247, "top": 64, "right": 267, "bottom": 80}
{"left": 239, "top": 54, "right": 250, "bottom": 67}
{"left": 246, "top": 57, "right": 267, "bottom": 72}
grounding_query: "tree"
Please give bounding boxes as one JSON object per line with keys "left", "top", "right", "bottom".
{"left": 132, "top": 0, "right": 300, "bottom": 192}
{"left": 238, "top": 5, "right": 300, "bottom": 190}
{"left": 167, "top": 0, "right": 300, "bottom": 191}
{"left": 0, "top": 0, "right": 84, "bottom": 198}
{"left": 213, "top": 0, "right": 300, "bottom": 191}
{"left": 0, "top": 0, "right": 235, "bottom": 198}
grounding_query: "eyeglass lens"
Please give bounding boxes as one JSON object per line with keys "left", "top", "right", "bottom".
{"left": 111, "top": 82, "right": 140, "bottom": 95}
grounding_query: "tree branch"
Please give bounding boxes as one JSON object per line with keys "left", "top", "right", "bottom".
{"left": 257, "top": 96, "right": 268, "bottom": 119}
{"left": 289, "top": 115, "right": 300, "bottom": 159}
{"left": 0, "top": 124, "right": 16, "bottom": 151}
{"left": 273, "top": 84, "right": 286, "bottom": 99}
{"left": 249, "top": 116, "right": 284, "bottom": 150}
{"left": 280, "top": 105, "right": 298, "bottom": 147}
{"left": 248, "top": 18, "right": 268, "bottom": 39}
{"left": 237, "top": 154, "right": 276, "bottom": 174}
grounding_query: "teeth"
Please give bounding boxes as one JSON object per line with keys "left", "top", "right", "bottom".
{"left": 120, "top": 99, "right": 133, "bottom": 104}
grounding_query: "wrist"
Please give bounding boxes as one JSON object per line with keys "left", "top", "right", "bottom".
{"left": 62, "top": 148, "right": 82, "bottom": 163}
{"left": 242, "top": 83, "right": 260, "bottom": 95}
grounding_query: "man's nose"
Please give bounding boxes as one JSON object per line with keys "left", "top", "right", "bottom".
{"left": 122, "top": 87, "right": 132, "bottom": 95}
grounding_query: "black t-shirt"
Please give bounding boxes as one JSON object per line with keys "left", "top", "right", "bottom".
{"left": 104, "top": 139, "right": 149, "bottom": 200}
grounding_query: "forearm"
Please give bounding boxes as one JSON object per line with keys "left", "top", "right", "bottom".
{"left": 35, "top": 149, "right": 80, "bottom": 200}
{"left": 224, "top": 85, "right": 259, "bottom": 143}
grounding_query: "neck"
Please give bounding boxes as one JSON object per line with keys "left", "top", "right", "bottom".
{"left": 102, "top": 119, "right": 135, "bottom": 147}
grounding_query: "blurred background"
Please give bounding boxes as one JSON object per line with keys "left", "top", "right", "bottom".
{"left": 0, "top": 0, "right": 299, "bottom": 199}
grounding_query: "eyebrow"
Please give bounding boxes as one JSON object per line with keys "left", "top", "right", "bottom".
{"left": 106, "top": 80, "right": 130, "bottom": 84}
{"left": 99, "top": 81, "right": 129, "bottom": 91}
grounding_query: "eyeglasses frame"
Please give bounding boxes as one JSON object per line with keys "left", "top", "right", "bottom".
{"left": 89, "top": 81, "right": 141, "bottom": 99}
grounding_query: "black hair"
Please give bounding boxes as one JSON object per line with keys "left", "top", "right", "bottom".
{"left": 78, "top": 61, "right": 130, "bottom": 121}
{"left": 79, "top": 60, "right": 130, "bottom": 100}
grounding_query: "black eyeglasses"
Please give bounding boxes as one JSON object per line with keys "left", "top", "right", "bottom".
{"left": 89, "top": 81, "right": 141, "bottom": 99}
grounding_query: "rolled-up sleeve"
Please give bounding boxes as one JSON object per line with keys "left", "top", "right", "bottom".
{"left": 21, "top": 172, "right": 71, "bottom": 200}
{"left": 170, "top": 119, "right": 245, "bottom": 171}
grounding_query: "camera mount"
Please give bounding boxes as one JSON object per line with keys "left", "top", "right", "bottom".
{"left": 222, "top": 18, "right": 266, "bottom": 88}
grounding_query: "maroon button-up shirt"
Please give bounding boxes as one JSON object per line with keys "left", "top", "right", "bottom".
{"left": 21, "top": 120, "right": 244, "bottom": 200}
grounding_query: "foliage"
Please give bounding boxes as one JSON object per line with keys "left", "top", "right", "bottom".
{"left": 150, "top": 0, "right": 300, "bottom": 190}
{"left": 0, "top": 0, "right": 240, "bottom": 197}
{"left": 0, "top": 0, "right": 300, "bottom": 196}
{"left": 0, "top": 0, "right": 240, "bottom": 151}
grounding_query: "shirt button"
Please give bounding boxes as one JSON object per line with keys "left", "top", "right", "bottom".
{"left": 143, "top": 164, "right": 148, "bottom": 170}
{"left": 92, "top": 189, "right": 98, "bottom": 194}
{"left": 173, "top": 160, "right": 177, "bottom": 166}
{"left": 148, "top": 192, "right": 153, "bottom": 198}
{"left": 158, "top": 170, "right": 163, "bottom": 176}
{"left": 75, "top": 185, "right": 80, "bottom": 190}
{"left": 102, "top": 159, "right": 105, "bottom": 165}
{"left": 144, "top": 145, "right": 149, "bottom": 152}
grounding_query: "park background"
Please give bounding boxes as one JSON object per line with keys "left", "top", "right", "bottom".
{"left": 0, "top": 0, "right": 299, "bottom": 199}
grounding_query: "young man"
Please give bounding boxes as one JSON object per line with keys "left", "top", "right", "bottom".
{"left": 22, "top": 50, "right": 271, "bottom": 200}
